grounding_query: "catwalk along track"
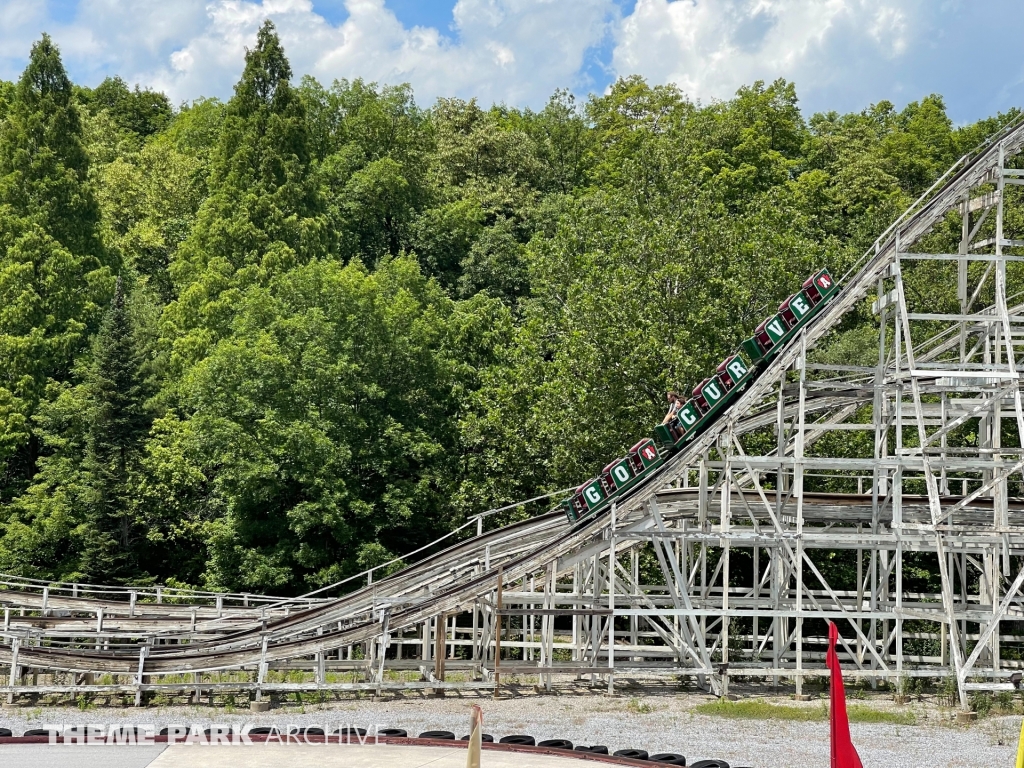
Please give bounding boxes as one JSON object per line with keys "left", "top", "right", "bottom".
{"left": 5, "top": 117, "right": 1024, "bottom": 713}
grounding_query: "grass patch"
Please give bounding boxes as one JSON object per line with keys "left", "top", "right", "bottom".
{"left": 695, "top": 699, "right": 827, "bottom": 721}
{"left": 694, "top": 699, "right": 916, "bottom": 725}
{"left": 847, "top": 704, "right": 916, "bottom": 725}
{"left": 627, "top": 697, "right": 654, "bottom": 714}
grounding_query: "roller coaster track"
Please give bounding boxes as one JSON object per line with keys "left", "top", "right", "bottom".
{"left": 4, "top": 116, "right": 1024, "bottom": 708}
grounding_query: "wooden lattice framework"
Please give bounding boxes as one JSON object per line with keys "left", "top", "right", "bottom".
{"left": 4, "top": 118, "right": 1024, "bottom": 713}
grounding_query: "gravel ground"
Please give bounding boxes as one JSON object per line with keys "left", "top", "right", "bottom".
{"left": 0, "top": 686, "right": 1015, "bottom": 767}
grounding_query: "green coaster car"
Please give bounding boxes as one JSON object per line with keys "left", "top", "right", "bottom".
{"left": 562, "top": 268, "right": 839, "bottom": 526}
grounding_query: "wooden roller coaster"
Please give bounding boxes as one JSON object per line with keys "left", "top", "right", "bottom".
{"left": 5, "top": 115, "right": 1024, "bottom": 714}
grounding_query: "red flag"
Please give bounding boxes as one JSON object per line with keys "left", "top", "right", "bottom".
{"left": 826, "top": 621, "right": 863, "bottom": 768}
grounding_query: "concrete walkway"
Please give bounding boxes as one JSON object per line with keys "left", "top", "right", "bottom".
{"left": 151, "top": 743, "right": 595, "bottom": 766}
{"left": 0, "top": 744, "right": 166, "bottom": 768}
{"left": 0, "top": 743, "right": 622, "bottom": 768}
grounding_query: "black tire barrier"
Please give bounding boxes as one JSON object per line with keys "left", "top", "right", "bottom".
{"left": 460, "top": 734, "right": 495, "bottom": 742}
{"left": 538, "top": 738, "right": 574, "bottom": 750}
{"left": 110, "top": 726, "right": 141, "bottom": 737}
{"left": 23, "top": 729, "right": 58, "bottom": 737}
{"left": 614, "top": 749, "right": 650, "bottom": 760}
{"left": 419, "top": 730, "right": 456, "bottom": 740}
{"left": 499, "top": 735, "right": 536, "bottom": 746}
{"left": 336, "top": 727, "right": 367, "bottom": 736}
{"left": 208, "top": 726, "right": 241, "bottom": 739}
{"left": 0, "top": 729, "right": 11, "bottom": 737}
{"left": 650, "top": 754, "right": 687, "bottom": 765}
{"left": 159, "top": 726, "right": 243, "bottom": 738}
{"left": 297, "top": 727, "right": 325, "bottom": 736}
{"left": 248, "top": 727, "right": 281, "bottom": 735}
{"left": 690, "top": 761, "right": 730, "bottom": 768}
{"left": 575, "top": 745, "right": 609, "bottom": 754}
{"left": 378, "top": 728, "right": 408, "bottom": 738}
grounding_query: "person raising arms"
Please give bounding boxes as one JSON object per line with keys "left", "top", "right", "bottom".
{"left": 662, "top": 391, "right": 683, "bottom": 441}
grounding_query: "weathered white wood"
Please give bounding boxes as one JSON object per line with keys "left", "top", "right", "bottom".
{"left": 1, "top": 120, "right": 1024, "bottom": 700}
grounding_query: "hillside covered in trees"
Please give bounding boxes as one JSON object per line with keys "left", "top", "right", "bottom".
{"left": 0, "top": 23, "right": 1015, "bottom": 594}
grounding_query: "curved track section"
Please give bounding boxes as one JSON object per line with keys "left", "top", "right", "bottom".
{"left": 3, "top": 118, "right": 1024, "bottom": 705}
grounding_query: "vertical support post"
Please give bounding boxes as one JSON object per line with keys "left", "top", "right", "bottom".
{"left": 677, "top": 524, "right": 685, "bottom": 663}
{"left": 493, "top": 568, "right": 503, "bottom": 698}
{"left": 255, "top": 636, "right": 268, "bottom": 703}
{"left": 894, "top": 280, "right": 904, "bottom": 682}
{"left": 422, "top": 619, "right": 431, "bottom": 667}
{"left": 7, "top": 636, "right": 19, "bottom": 705}
{"left": 721, "top": 436, "right": 732, "bottom": 698}
{"left": 607, "top": 502, "right": 616, "bottom": 695}
{"left": 433, "top": 612, "right": 447, "bottom": 684}
{"left": 631, "top": 548, "right": 639, "bottom": 659}
{"left": 752, "top": 542, "right": 759, "bottom": 663}
{"left": 940, "top": 619, "right": 948, "bottom": 667}
{"left": 699, "top": 454, "right": 709, "bottom": 674}
{"left": 591, "top": 552, "right": 601, "bottom": 682}
{"left": 773, "top": 370, "right": 786, "bottom": 687}
{"left": 376, "top": 608, "right": 391, "bottom": 695}
{"left": 528, "top": 575, "right": 536, "bottom": 663}
{"left": 856, "top": 527, "right": 864, "bottom": 664}
{"left": 871, "top": 275, "right": 887, "bottom": 686}
{"left": 472, "top": 596, "right": 481, "bottom": 677}
{"left": 134, "top": 645, "right": 148, "bottom": 707}
{"left": 572, "top": 564, "right": 580, "bottom": 666}
{"left": 959, "top": 192, "right": 969, "bottom": 360}
{"left": 940, "top": 393, "right": 949, "bottom": 495}
{"left": 544, "top": 561, "right": 555, "bottom": 691}
{"left": 315, "top": 627, "right": 325, "bottom": 687}
{"left": 794, "top": 336, "right": 807, "bottom": 698}
{"left": 989, "top": 547, "right": 1000, "bottom": 680}
{"left": 895, "top": 523, "right": 903, "bottom": 684}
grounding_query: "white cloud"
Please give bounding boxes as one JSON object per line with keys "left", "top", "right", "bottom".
{"left": 9, "top": 0, "right": 615, "bottom": 108}
{"left": 304, "top": 0, "right": 615, "bottom": 106}
{"left": 868, "top": 4, "right": 909, "bottom": 55}
{"left": 0, "top": 1, "right": 57, "bottom": 68}
{"left": 611, "top": 0, "right": 922, "bottom": 105}
{"left": 0, "top": 0, "right": 211, "bottom": 92}
{"left": 1, "top": 0, "right": 1020, "bottom": 123}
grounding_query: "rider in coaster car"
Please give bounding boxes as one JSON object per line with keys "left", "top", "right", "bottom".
{"left": 663, "top": 391, "right": 683, "bottom": 441}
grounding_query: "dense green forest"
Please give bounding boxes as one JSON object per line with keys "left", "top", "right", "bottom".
{"left": 0, "top": 23, "right": 1016, "bottom": 594}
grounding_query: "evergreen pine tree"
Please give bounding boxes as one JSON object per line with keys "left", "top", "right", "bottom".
{"left": 0, "top": 34, "right": 113, "bottom": 491}
{"left": 165, "top": 20, "right": 327, "bottom": 359}
{"left": 80, "top": 276, "right": 150, "bottom": 583}
{"left": 0, "top": 34, "right": 103, "bottom": 254}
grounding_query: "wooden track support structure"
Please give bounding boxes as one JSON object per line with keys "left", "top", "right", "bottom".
{"left": 5, "top": 118, "right": 1024, "bottom": 714}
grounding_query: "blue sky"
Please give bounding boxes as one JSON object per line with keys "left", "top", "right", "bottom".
{"left": 0, "top": 0, "right": 1022, "bottom": 125}
{"left": 311, "top": 0, "right": 462, "bottom": 28}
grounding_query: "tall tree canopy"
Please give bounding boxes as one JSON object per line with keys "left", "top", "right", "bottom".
{"left": 0, "top": 34, "right": 114, "bottom": 501}
{"left": 165, "top": 20, "right": 327, "bottom": 366}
